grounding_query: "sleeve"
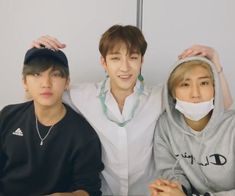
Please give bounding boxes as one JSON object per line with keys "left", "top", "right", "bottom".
{"left": 191, "top": 190, "right": 235, "bottom": 196}
{"left": 154, "top": 115, "right": 192, "bottom": 195}
{"left": 209, "top": 189, "right": 235, "bottom": 195}
{"left": 70, "top": 130, "right": 104, "bottom": 196}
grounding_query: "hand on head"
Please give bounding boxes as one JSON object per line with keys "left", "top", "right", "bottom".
{"left": 31, "top": 35, "right": 66, "bottom": 50}
{"left": 178, "top": 44, "right": 221, "bottom": 72}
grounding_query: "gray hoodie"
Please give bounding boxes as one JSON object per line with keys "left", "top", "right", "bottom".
{"left": 154, "top": 56, "right": 235, "bottom": 195}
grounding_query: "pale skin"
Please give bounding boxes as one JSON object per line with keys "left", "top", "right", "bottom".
{"left": 179, "top": 44, "right": 233, "bottom": 109}
{"left": 31, "top": 36, "right": 232, "bottom": 196}
{"left": 100, "top": 43, "right": 143, "bottom": 112}
{"left": 31, "top": 36, "right": 232, "bottom": 110}
{"left": 23, "top": 68, "right": 69, "bottom": 125}
{"left": 149, "top": 179, "right": 185, "bottom": 196}
{"left": 174, "top": 65, "right": 214, "bottom": 131}
{"left": 149, "top": 65, "right": 214, "bottom": 195}
{"left": 23, "top": 68, "right": 89, "bottom": 196}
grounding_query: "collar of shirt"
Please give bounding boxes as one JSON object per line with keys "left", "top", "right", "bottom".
{"left": 96, "top": 77, "right": 149, "bottom": 96}
{"left": 96, "top": 78, "right": 149, "bottom": 122}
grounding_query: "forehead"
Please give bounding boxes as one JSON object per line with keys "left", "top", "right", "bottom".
{"left": 183, "top": 66, "right": 211, "bottom": 80}
{"left": 107, "top": 42, "right": 139, "bottom": 54}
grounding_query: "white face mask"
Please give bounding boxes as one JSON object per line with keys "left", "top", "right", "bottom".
{"left": 175, "top": 98, "right": 214, "bottom": 121}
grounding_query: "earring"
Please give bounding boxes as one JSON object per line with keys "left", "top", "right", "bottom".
{"left": 105, "top": 71, "right": 109, "bottom": 78}
{"left": 138, "top": 74, "right": 144, "bottom": 82}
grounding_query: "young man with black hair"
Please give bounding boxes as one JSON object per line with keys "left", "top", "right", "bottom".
{"left": 0, "top": 47, "right": 104, "bottom": 196}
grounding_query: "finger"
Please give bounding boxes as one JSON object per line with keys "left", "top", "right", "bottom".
{"left": 178, "top": 49, "right": 194, "bottom": 59}
{"left": 153, "top": 184, "right": 171, "bottom": 193}
{"left": 39, "top": 36, "right": 61, "bottom": 50}
{"left": 43, "top": 35, "right": 66, "bottom": 49}
{"left": 158, "top": 179, "right": 173, "bottom": 186}
{"left": 150, "top": 188, "right": 158, "bottom": 196}
{"left": 169, "top": 181, "right": 180, "bottom": 188}
{"left": 34, "top": 35, "right": 66, "bottom": 50}
{"left": 149, "top": 183, "right": 160, "bottom": 189}
{"left": 149, "top": 184, "right": 164, "bottom": 193}
{"left": 30, "top": 40, "right": 43, "bottom": 49}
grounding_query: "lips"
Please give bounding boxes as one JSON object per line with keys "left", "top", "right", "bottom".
{"left": 118, "top": 74, "right": 132, "bottom": 79}
{"left": 40, "top": 92, "right": 53, "bottom": 97}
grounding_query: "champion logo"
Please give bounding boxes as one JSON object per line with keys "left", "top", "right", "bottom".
{"left": 12, "top": 128, "right": 23, "bottom": 136}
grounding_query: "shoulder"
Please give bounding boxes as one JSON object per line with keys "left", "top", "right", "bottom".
{"left": 155, "top": 111, "right": 170, "bottom": 135}
{"left": 156, "top": 111, "right": 169, "bottom": 128}
{"left": 0, "top": 101, "right": 33, "bottom": 134}
{"left": 1, "top": 101, "right": 33, "bottom": 120}
{"left": 221, "top": 109, "right": 235, "bottom": 124}
{"left": 70, "top": 82, "right": 99, "bottom": 95}
{"left": 63, "top": 104, "right": 99, "bottom": 142}
{"left": 142, "top": 83, "right": 163, "bottom": 104}
{"left": 144, "top": 83, "right": 163, "bottom": 94}
{"left": 69, "top": 82, "right": 100, "bottom": 103}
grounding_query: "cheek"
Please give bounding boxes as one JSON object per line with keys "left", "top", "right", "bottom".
{"left": 54, "top": 81, "right": 68, "bottom": 92}
{"left": 175, "top": 88, "right": 187, "bottom": 100}
{"left": 132, "top": 63, "right": 142, "bottom": 73}
{"left": 204, "top": 87, "right": 214, "bottom": 99}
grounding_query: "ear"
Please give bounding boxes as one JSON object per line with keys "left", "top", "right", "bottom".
{"left": 65, "top": 77, "right": 70, "bottom": 91}
{"left": 100, "top": 56, "right": 108, "bottom": 72}
{"left": 22, "top": 77, "right": 28, "bottom": 92}
{"left": 141, "top": 56, "right": 144, "bottom": 64}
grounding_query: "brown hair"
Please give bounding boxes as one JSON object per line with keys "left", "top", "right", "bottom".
{"left": 99, "top": 25, "right": 147, "bottom": 59}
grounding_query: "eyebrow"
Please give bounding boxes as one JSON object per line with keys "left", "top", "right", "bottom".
{"left": 183, "top": 76, "right": 211, "bottom": 81}
{"left": 108, "top": 52, "right": 121, "bottom": 55}
{"left": 108, "top": 51, "right": 140, "bottom": 56}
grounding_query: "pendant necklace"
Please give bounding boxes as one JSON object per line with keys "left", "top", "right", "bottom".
{"left": 35, "top": 116, "right": 55, "bottom": 146}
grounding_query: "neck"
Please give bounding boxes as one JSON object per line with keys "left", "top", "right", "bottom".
{"left": 111, "top": 88, "right": 134, "bottom": 112}
{"left": 34, "top": 103, "right": 66, "bottom": 126}
{"left": 185, "top": 111, "right": 212, "bottom": 132}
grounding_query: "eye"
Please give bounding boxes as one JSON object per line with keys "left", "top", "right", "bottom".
{"left": 129, "top": 54, "right": 139, "bottom": 60}
{"left": 51, "top": 71, "right": 62, "bottom": 77}
{"left": 200, "top": 80, "right": 210, "bottom": 86}
{"left": 179, "top": 82, "right": 189, "bottom": 87}
{"left": 110, "top": 56, "right": 120, "bottom": 61}
{"left": 130, "top": 55, "right": 138, "bottom": 60}
{"left": 33, "top": 73, "right": 41, "bottom": 77}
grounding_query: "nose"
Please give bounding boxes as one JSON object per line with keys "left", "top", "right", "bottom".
{"left": 41, "top": 74, "right": 52, "bottom": 88}
{"left": 120, "top": 57, "right": 130, "bottom": 71}
{"left": 191, "top": 84, "right": 200, "bottom": 99}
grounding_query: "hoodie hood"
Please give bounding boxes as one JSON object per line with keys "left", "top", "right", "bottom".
{"left": 163, "top": 56, "right": 224, "bottom": 137}
{"left": 155, "top": 56, "right": 235, "bottom": 194}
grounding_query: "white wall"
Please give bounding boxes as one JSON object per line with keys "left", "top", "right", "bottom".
{"left": 1, "top": 0, "right": 235, "bottom": 109}
{"left": 143, "top": 0, "right": 235, "bottom": 108}
{"left": 0, "top": 0, "right": 137, "bottom": 109}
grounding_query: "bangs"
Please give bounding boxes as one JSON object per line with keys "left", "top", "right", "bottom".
{"left": 22, "top": 57, "right": 69, "bottom": 79}
{"left": 106, "top": 39, "right": 140, "bottom": 55}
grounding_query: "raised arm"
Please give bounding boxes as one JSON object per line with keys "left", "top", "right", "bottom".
{"left": 178, "top": 44, "right": 233, "bottom": 109}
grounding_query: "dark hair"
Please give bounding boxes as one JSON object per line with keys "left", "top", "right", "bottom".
{"left": 22, "top": 57, "right": 69, "bottom": 79}
{"left": 99, "top": 25, "right": 147, "bottom": 58}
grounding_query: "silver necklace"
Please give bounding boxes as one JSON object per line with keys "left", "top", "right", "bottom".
{"left": 35, "top": 116, "right": 55, "bottom": 146}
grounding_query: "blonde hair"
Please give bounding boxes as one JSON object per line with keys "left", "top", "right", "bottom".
{"left": 168, "top": 60, "right": 214, "bottom": 98}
